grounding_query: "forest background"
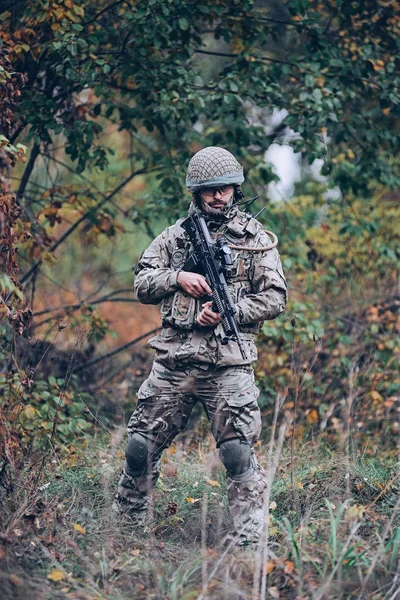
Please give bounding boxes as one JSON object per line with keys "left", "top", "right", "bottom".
{"left": 1, "top": 1, "right": 400, "bottom": 599}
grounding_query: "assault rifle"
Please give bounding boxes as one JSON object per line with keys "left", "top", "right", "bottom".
{"left": 181, "top": 210, "right": 247, "bottom": 360}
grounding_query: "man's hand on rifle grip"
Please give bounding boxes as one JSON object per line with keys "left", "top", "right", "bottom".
{"left": 196, "top": 301, "right": 222, "bottom": 327}
{"left": 177, "top": 271, "right": 212, "bottom": 298}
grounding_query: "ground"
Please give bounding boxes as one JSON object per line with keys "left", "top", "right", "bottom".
{"left": 1, "top": 414, "right": 399, "bottom": 600}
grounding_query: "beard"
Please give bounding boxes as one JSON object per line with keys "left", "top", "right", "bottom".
{"left": 197, "top": 194, "right": 235, "bottom": 221}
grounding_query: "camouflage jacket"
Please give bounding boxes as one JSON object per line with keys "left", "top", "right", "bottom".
{"left": 134, "top": 205, "right": 287, "bottom": 367}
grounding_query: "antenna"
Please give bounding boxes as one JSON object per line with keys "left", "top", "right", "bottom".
{"left": 239, "top": 195, "right": 259, "bottom": 210}
{"left": 252, "top": 206, "right": 266, "bottom": 220}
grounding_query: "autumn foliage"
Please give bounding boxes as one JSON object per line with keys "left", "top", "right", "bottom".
{"left": 0, "top": 1, "right": 400, "bottom": 598}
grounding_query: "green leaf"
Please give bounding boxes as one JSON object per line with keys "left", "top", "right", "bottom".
{"left": 313, "top": 89, "right": 322, "bottom": 103}
{"left": 178, "top": 17, "right": 189, "bottom": 30}
{"left": 74, "top": 5, "right": 84, "bottom": 17}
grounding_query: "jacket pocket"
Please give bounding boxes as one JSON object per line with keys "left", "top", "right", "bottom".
{"left": 160, "top": 294, "right": 174, "bottom": 319}
{"left": 169, "top": 291, "right": 196, "bottom": 329}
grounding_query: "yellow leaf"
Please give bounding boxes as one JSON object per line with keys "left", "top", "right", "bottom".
{"left": 382, "top": 107, "right": 391, "bottom": 116}
{"left": 347, "top": 504, "right": 365, "bottom": 521}
{"left": 306, "top": 409, "right": 319, "bottom": 424}
{"left": 166, "top": 445, "right": 176, "bottom": 455}
{"left": 207, "top": 479, "right": 221, "bottom": 487}
{"left": 297, "top": 481, "right": 303, "bottom": 490}
{"left": 24, "top": 405, "right": 36, "bottom": 419}
{"left": 265, "top": 561, "right": 275, "bottom": 574}
{"left": 42, "top": 251, "right": 58, "bottom": 265}
{"left": 370, "top": 390, "right": 383, "bottom": 402}
{"left": 48, "top": 569, "right": 64, "bottom": 582}
{"left": 74, "top": 5, "right": 85, "bottom": 17}
{"left": 186, "top": 497, "right": 201, "bottom": 504}
{"left": 284, "top": 560, "right": 295, "bottom": 574}
{"left": 269, "top": 525, "right": 279, "bottom": 536}
{"left": 73, "top": 524, "right": 86, "bottom": 534}
{"left": 9, "top": 574, "right": 23, "bottom": 587}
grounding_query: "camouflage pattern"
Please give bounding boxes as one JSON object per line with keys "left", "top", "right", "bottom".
{"left": 115, "top": 202, "right": 287, "bottom": 543}
{"left": 115, "top": 361, "right": 267, "bottom": 542}
{"left": 134, "top": 203, "right": 287, "bottom": 367}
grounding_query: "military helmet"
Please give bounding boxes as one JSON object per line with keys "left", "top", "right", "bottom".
{"left": 186, "top": 146, "right": 244, "bottom": 192}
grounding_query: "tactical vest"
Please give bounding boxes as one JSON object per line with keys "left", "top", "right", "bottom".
{"left": 160, "top": 212, "right": 263, "bottom": 334}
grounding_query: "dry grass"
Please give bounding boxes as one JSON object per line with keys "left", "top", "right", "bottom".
{"left": 1, "top": 413, "right": 399, "bottom": 600}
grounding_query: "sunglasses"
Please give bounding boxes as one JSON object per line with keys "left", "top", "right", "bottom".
{"left": 201, "top": 185, "right": 233, "bottom": 197}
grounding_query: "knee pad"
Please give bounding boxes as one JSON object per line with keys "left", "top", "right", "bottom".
{"left": 125, "top": 433, "right": 149, "bottom": 477}
{"left": 219, "top": 438, "right": 252, "bottom": 480}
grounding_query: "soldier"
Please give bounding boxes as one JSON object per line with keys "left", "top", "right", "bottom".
{"left": 114, "top": 147, "right": 287, "bottom": 545}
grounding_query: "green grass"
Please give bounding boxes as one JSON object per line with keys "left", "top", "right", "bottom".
{"left": 1, "top": 427, "right": 399, "bottom": 600}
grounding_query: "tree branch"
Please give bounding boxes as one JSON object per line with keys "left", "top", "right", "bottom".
{"left": 323, "top": 8, "right": 339, "bottom": 34}
{"left": 256, "top": 16, "right": 297, "bottom": 26}
{"left": 16, "top": 142, "right": 40, "bottom": 203}
{"left": 195, "top": 49, "right": 297, "bottom": 68}
{"left": 20, "top": 165, "right": 158, "bottom": 285}
{"left": 83, "top": 0, "right": 128, "bottom": 26}
{"left": 32, "top": 298, "right": 140, "bottom": 329}
{"left": 74, "top": 327, "right": 161, "bottom": 373}
{"left": 33, "top": 288, "right": 137, "bottom": 317}
{"left": 0, "top": 0, "right": 26, "bottom": 15}
{"left": 9, "top": 121, "right": 27, "bottom": 144}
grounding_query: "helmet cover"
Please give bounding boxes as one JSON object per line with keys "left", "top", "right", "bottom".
{"left": 186, "top": 146, "right": 244, "bottom": 192}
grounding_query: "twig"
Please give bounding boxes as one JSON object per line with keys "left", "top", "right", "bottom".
{"left": 32, "top": 299, "right": 139, "bottom": 329}
{"left": 88, "top": 356, "right": 134, "bottom": 391}
{"left": 314, "top": 521, "right": 362, "bottom": 600}
{"left": 196, "top": 537, "right": 241, "bottom": 600}
{"left": 20, "top": 166, "right": 157, "bottom": 285}
{"left": 73, "top": 327, "right": 161, "bottom": 373}
{"left": 33, "top": 289, "right": 137, "bottom": 316}
{"left": 323, "top": 8, "right": 339, "bottom": 34}
{"left": 290, "top": 318, "right": 299, "bottom": 508}
{"left": 83, "top": 0, "right": 128, "bottom": 26}
{"left": 77, "top": 394, "right": 112, "bottom": 434}
{"left": 16, "top": 142, "right": 40, "bottom": 205}
{"left": 9, "top": 121, "right": 27, "bottom": 144}
{"left": 256, "top": 394, "right": 287, "bottom": 600}
{"left": 358, "top": 494, "right": 400, "bottom": 598}
{"left": 31, "top": 329, "right": 61, "bottom": 376}
{"left": 195, "top": 49, "right": 297, "bottom": 68}
{"left": 200, "top": 474, "right": 209, "bottom": 598}
{"left": 345, "top": 363, "right": 358, "bottom": 498}
{"left": 0, "top": 0, "right": 26, "bottom": 15}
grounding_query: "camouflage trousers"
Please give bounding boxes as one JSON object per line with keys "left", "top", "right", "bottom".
{"left": 115, "top": 360, "right": 267, "bottom": 543}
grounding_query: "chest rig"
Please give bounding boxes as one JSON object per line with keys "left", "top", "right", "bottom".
{"left": 161, "top": 213, "right": 261, "bottom": 331}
